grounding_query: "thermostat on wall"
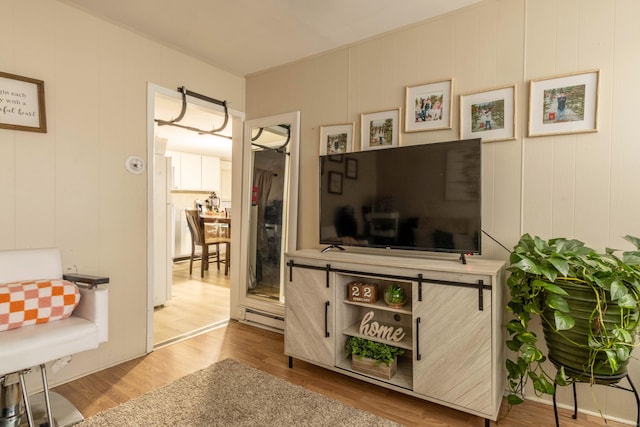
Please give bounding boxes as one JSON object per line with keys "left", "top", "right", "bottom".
{"left": 125, "top": 156, "right": 145, "bottom": 174}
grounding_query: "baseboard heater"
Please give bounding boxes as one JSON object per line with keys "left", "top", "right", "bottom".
{"left": 241, "top": 308, "right": 285, "bottom": 332}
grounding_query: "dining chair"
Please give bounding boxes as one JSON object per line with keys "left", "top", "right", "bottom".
{"left": 185, "top": 209, "right": 220, "bottom": 278}
{"left": 205, "top": 218, "right": 231, "bottom": 275}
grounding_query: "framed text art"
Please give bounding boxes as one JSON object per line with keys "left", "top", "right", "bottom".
{"left": 404, "top": 79, "right": 452, "bottom": 132}
{"left": 460, "top": 85, "right": 516, "bottom": 143}
{"left": 528, "top": 70, "right": 599, "bottom": 137}
{"left": 361, "top": 108, "right": 400, "bottom": 150}
{"left": 0, "top": 71, "right": 47, "bottom": 133}
{"left": 319, "top": 123, "right": 354, "bottom": 155}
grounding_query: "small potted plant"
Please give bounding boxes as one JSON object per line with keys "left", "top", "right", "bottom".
{"left": 505, "top": 233, "right": 640, "bottom": 409}
{"left": 384, "top": 284, "right": 407, "bottom": 308}
{"left": 345, "top": 336, "right": 404, "bottom": 380}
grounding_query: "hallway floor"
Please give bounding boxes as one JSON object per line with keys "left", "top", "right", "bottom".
{"left": 153, "top": 258, "right": 230, "bottom": 346}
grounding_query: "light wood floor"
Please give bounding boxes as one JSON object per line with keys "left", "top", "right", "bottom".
{"left": 54, "top": 321, "right": 628, "bottom": 427}
{"left": 153, "top": 258, "right": 231, "bottom": 345}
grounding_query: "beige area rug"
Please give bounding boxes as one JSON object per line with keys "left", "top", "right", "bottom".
{"left": 75, "top": 358, "right": 403, "bottom": 427}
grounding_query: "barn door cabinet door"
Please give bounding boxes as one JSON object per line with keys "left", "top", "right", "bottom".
{"left": 284, "top": 260, "right": 335, "bottom": 367}
{"left": 413, "top": 281, "right": 493, "bottom": 414}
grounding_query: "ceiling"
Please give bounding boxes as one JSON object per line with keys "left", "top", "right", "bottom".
{"left": 58, "top": 0, "right": 480, "bottom": 76}
{"left": 57, "top": 0, "right": 481, "bottom": 158}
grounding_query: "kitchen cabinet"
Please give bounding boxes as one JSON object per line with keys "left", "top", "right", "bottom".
{"left": 220, "top": 160, "right": 232, "bottom": 200}
{"left": 201, "top": 155, "right": 221, "bottom": 191}
{"left": 180, "top": 152, "right": 202, "bottom": 190}
{"left": 285, "top": 249, "right": 505, "bottom": 422}
{"left": 168, "top": 151, "right": 222, "bottom": 191}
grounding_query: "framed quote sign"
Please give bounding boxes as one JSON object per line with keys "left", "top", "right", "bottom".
{"left": 0, "top": 71, "right": 47, "bottom": 133}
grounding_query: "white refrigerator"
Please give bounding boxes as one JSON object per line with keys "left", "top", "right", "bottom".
{"left": 153, "top": 154, "right": 174, "bottom": 307}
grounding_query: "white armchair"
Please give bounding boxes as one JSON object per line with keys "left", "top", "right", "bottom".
{"left": 0, "top": 248, "right": 109, "bottom": 427}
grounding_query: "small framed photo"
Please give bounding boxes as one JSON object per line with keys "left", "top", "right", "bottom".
{"left": 528, "top": 70, "right": 600, "bottom": 137}
{"left": 460, "top": 85, "right": 516, "bottom": 143}
{"left": 345, "top": 157, "right": 358, "bottom": 179}
{"left": 361, "top": 108, "right": 400, "bottom": 150}
{"left": 0, "top": 71, "right": 47, "bottom": 133}
{"left": 319, "top": 123, "right": 354, "bottom": 155}
{"left": 328, "top": 171, "right": 343, "bottom": 194}
{"left": 404, "top": 79, "right": 453, "bottom": 132}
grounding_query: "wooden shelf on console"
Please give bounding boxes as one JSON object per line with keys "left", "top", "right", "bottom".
{"left": 343, "top": 298, "right": 412, "bottom": 315}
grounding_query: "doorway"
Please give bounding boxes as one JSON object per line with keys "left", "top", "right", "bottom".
{"left": 146, "top": 83, "right": 242, "bottom": 351}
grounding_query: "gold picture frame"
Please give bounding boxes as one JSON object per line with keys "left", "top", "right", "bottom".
{"left": 528, "top": 70, "right": 599, "bottom": 137}
{"left": 360, "top": 108, "right": 401, "bottom": 150}
{"left": 404, "top": 79, "right": 453, "bottom": 132}
{"left": 319, "top": 123, "right": 354, "bottom": 155}
{"left": 460, "top": 84, "right": 516, "bottom": 143}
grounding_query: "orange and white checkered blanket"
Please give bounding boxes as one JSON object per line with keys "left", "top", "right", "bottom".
{"left": 0, "top": 279, "right": 80, "bottom": 332}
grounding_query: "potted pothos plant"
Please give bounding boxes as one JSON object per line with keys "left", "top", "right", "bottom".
{"left": 505, "top": 233, "right": 640, "bottom": 406}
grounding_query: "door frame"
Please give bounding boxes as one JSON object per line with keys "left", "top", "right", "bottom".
{"left": 146, "top": 82, "right": 244, "bottom": 352}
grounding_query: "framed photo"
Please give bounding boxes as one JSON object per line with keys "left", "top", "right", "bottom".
{"left": 404, "top": 79, "right": 453, "bottom": 132}
{"left": 0, "top": 71, "right": 47, "bottom": 133}
{"left": 319, "top": 123, "right": 354, "bottom": 155}
{"left": 460, "top": 85, "right": 516, "bottom": 143}
{"left": 361, "top": 108, "right": 400, "bottom": 150}
{"left": 345, "top": 157, "right": 358, "bottom": 179}
{"left": 328, "top": 171, "right": 343, "bottom": 194}
{"left": 328, "top": 154, "right": 343, "bottom": 162}
{"left": 528, "top": 70, "right": 599, "bottom": 137}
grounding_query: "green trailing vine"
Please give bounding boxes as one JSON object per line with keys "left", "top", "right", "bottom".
{"left": 505, "top": 234, "right": 640, "bottom": 407}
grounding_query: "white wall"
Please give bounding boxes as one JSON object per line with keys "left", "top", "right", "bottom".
{"left": 246, "top": 0, "right": 640, "bottom": 422}
{"left": 0, "top": 0, "right": 244, "bottom": 384}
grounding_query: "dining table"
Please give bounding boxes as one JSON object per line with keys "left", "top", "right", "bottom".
{"left": 200, "top": 212, "right": 231, "bottom": 225}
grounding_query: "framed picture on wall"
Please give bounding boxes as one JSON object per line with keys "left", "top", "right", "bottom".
{"left": 319, "top": 123, "right": 354, "bottom": 155}
{"left": 404, "top": 79, "right": 453, "bottom": 132}
{"left": 328, "top": 171, "right": 343, "bottom": 194}
{"left": 460, "top": 85, "right": 516, "bottom": 143}
{"left": 345, "top": 157, "right": 358, "bottom": 179}
{"left": 0, "top": 71, "right": 47, "bottom": 133}
{"left": 361, "top": 108, "right": 400, "bottom": 150}
{"left": 528, "top": 70, "right": 600, "bottom": 137}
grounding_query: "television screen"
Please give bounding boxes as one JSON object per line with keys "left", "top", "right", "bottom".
{"left": 319, "top": 138, "right": 481, "bottom": 254}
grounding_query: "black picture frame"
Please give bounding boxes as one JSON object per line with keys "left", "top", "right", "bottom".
{"left": 346, "top": 157, "right": 358, "bottom": 179}
{"left": 328, "top": 171, "right": 343, "bottom": 194}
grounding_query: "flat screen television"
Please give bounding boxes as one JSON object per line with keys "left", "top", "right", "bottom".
{"left": 319, "top": 138, "right": 481, "bottom": 255}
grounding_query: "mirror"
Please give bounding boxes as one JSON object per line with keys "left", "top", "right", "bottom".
{"left": 238, "top": 112, "right": 299, "bottom": 313}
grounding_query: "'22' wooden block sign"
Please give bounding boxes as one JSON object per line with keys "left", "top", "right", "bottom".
{"left": 348, "top": 282, "right": 378, "bottom": 303}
